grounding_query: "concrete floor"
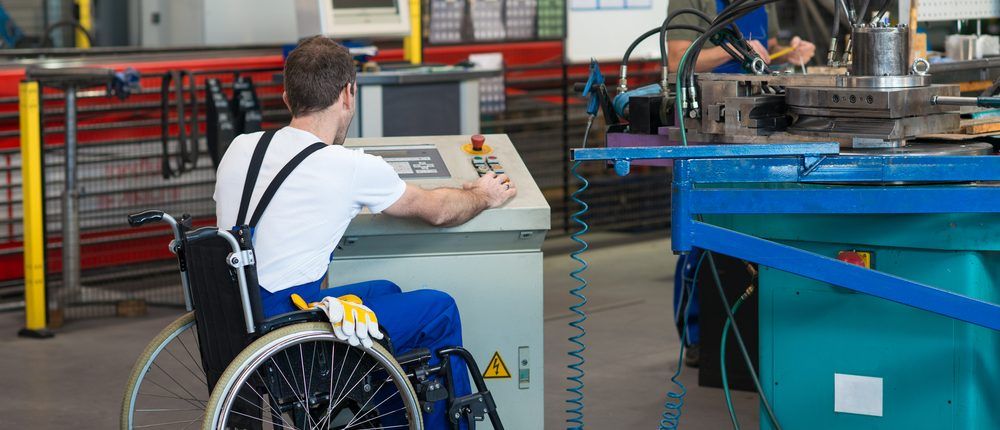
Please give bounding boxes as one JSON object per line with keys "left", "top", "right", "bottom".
{"left": 0, "top": 234, "right": 758, "bottom": 429}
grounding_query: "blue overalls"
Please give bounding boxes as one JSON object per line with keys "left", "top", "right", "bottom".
{"left": 237, "top": 130, "right": 470, "bottom": 429}
{"left": 673, "top": 1, "right": 769, "bottom": 344}
{"left": 711, "top": 0, "right": 770, "bottom": 74}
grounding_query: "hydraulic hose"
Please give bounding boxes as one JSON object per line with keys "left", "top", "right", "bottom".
{"left": 621, "top": 24, "right": 707, "bottom": 93}
{"left": 676, "top": 0, "right": 782, "bottom": 137}
{"left": 828, "top": 0, "right": 842, "bottom": 66}
{"left": 872, "top": 0, "right": 892, "bottom": 23}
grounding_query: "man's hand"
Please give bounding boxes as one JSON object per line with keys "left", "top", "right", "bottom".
{"left": 464, "top": 171, "right": 517, "bottom": 209}
{"left": 748, "top": 40, "right": 772, "bottom": 64}
{"left": 783, "top": 36, "right": 816, "bottom": 65}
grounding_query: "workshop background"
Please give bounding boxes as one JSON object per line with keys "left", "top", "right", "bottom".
{"left": 1, "top": 0, "right": 999, "bottom": 429}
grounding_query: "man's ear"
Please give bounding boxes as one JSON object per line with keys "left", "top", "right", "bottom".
{"left": 342, "top": 83, "right": 355, "bottom": 110}
{"left": 282, "top": 91, "right": 291, "bottom": 113}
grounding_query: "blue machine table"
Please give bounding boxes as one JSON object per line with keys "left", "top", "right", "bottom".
{"left": 572, "top": 142, "right": 1000, "bottom": 429}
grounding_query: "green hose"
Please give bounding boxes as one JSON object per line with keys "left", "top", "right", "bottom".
{"left": 720, "top": 294, "right": 748, "bottom": 429}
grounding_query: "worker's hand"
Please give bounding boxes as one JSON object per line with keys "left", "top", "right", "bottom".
{"left": 292, "top": 293, "right": 383, "bottom": 348}
{"left": 466, "top": 171, "right": 517, "bottom": 208}
{"left": 748, "top": 40, "right": 771, "bottom": 64}
{"left": 785, "top": 36, "right": 816, "bottom": 65}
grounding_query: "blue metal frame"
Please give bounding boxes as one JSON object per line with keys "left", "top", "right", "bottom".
{"left": 571, "top": 143, "right": 1000, "bottom": 331}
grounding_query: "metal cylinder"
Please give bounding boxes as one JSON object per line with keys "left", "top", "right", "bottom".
{"left": 851, "top": 25, "right": 909, "bottom": 76}
{"left": 62, "top": 86, "right": 80, "bottom": 299}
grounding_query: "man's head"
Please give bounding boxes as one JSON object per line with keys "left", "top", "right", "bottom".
{"left": 283, "top": 36, "right": 357, "bottom": 144}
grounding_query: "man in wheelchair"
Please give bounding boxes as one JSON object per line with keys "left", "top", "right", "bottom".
{"left": 211, "top": 37, "right": 515, "bottom": 428}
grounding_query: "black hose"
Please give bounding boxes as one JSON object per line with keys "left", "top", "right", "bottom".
{"left": 858, "top": 0, "right": 872, "bottom": 23}
{"left": 660, "top": 8, "right": 715, "bottom": 69}
{"left": 160, "top": 73, "right": 175, "bottom": 179}
{"left": 682, "top": 0, "right": 780, "bottom": 84}
{"left": 872, "top": 0, "right": 892, "bottom": 23}
{"left": 160, "top": 70, "right": 200, "bottom": 179}
{"left": 184, "top": 71, "right": 200, "bottom": 168}
{"left": 622, "top": 24, "right": 708, "bottom": 69}
{"left": 838, "top": 0, "right": 856, "bottom": 25}
{"left": 831, "top": 0, "right": 842, "bottom": 42}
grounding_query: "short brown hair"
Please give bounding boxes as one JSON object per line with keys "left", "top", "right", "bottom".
{"left": 283, "top": 36, "right": 357, "bottom": 117}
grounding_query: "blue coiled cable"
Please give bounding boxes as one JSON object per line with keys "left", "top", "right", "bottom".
{"left": 566, "top": 159, "right": 590, "bottom": 430}
{"left": 659, "top": 251, "right": 705, "bottom": 429}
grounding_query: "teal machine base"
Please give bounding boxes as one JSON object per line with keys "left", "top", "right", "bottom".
{"left": 709, "top": 213, "right": 1000, "bottom": 429}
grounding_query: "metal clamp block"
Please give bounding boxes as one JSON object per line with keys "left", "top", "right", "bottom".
{"left": 226, "top": 250, "right": 256, "bottom": 268}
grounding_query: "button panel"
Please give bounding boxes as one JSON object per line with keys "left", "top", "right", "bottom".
{"left": 472, "top": 154, "right": 506, "bottom": 176}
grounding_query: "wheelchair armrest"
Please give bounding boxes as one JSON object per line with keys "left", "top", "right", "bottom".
{"left": 258, "top": 308, "right": 328, "bottom": 334}
{"left": 185, "top": 226, "right": 221, "bottom": 244}
{"left": 395, "top": 348, "right": 432, "bottom": 366}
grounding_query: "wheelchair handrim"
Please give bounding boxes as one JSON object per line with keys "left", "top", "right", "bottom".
{"left": 206, "top": 327, "right": 423, "bottom": 430}
{"left": 123, "top": 312, "right": 198, "bottom": 429}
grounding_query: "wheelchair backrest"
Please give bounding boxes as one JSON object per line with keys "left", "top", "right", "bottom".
{"left": 184, "top": 226, "right": 265, "bottom": 390}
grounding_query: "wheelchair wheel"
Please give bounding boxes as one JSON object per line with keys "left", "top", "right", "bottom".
{"left": 121, "top": 311, "right": 209, "bottom": 429}
{"left": 202, "top": 322, "right": 422, "bottom": 430}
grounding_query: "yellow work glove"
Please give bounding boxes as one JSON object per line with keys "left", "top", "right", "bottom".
{"left": 290, "top": 293, "right": 383, "bottom": 348}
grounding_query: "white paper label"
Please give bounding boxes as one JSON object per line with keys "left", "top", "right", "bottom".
{"left": 834, "top": 373, "right": 884, "bottom": 417}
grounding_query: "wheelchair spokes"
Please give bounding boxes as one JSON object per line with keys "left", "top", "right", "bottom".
{"left": 122, "top": 312, "right": 209, "bottom": 429}
{"left": 204, "top": 323, "right": 422, "bottom": 430}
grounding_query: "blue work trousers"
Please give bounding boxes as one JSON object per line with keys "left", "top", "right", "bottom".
{"left": 260, "top": 279, "right": 470, "bottom": 430}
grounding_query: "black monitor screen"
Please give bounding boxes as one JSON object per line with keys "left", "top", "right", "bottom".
{"left": 332, "top": 0, "right": 396, "bottom": 8}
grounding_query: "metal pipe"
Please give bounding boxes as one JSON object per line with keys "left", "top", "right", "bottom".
{"left": 61, "top": 85, "right": 80, "bottom": 303}
{"left": 932, "top": 95, "right": 1000, "bottom": 108}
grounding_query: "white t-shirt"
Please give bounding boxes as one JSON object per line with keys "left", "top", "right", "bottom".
{"left": 214, "top": 126, "right": 406, "bottom": 292}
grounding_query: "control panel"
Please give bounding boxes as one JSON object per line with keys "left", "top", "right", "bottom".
{"left": 342, "top": 134, "right": 550, "bottom": 241}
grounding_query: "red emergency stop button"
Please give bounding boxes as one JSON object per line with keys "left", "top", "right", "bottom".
{"left": 837, "top": 251, "right": 872, "bottom": 269}
{"left": 471, "top": 135, "right": 486, "bottom": 152}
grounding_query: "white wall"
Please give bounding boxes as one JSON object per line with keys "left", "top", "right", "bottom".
{"left": 565, "top": 0, "right": 670, "bottom": 63}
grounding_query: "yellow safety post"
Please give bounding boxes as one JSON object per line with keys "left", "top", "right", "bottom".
{"left": 403, "top": 0, "right": 422, "bottom": 64}
{"left": 17, "top": 81, "right": 52, "bottom": 339}
{"left": 75, "top": 0, "right": 92, "bottom": 49}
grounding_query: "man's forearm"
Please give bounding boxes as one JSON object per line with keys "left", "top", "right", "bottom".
{"left": 426, "top": 188, "right": 489, "bottom": 227}
{"left": 668, "top": 42, "right": 737, "bottom": 73}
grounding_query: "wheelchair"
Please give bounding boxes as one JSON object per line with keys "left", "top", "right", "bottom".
{"left": 120, "top": 210, "right": 504, "bottom": 430}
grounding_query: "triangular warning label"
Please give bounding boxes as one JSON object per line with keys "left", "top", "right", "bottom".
{"left": 483, "top": 351, "right": 511, "bottom": 379}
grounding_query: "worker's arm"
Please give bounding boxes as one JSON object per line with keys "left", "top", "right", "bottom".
{"left": 668, "top": 39, "right": 771, "bottom": 73}
{"left": 768, "top": 36, "right": 816, "bottom": 65}
{"left": 382, "top": 171, "right": 516, "bottom": 227}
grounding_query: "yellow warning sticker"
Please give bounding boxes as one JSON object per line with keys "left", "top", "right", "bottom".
{"left": 483, "top": 351, "right": 511, "bottom": 379}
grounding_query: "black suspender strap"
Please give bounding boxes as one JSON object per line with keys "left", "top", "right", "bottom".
{"left": 236, "top": 130, "right": 277, "bottom": 226}
{"left": 245, "top": 142, "right": 328, "bottom": 228}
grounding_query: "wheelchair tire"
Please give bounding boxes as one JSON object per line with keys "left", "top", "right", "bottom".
{"left": 202, "top": 322, "right": 423, "bottom": 430}
{"left": 121, "top": 311, "right": 208, "bottom": 429}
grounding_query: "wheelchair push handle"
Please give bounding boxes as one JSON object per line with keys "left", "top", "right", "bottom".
{"left": 127, "top": 210, "right": 190, "bottom": 242}
{"left": 127, "top": 210, "right": 165, "bottom": 227}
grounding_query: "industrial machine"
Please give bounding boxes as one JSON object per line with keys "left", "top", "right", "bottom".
{"left": 137, "top": 0, "right": 412, "bottom": 46}
{"left": 296, "top": 0, "right": 412, "bottom": 40}
{"left": 568, "top": 0, "right": 1000, "bottom": 429}
{"left": 329, "top": 134, "right": 550, "bottom": 430}
{"left": 612, "top": 22, "right": 996, "bottom": 148}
